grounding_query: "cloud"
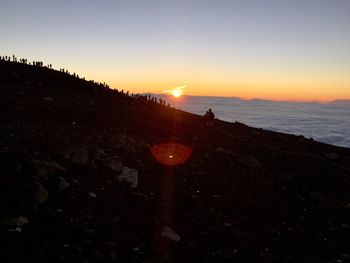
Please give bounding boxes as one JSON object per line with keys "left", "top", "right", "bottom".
{"left": 155, "top": 94, "right": 350, "bottom": 148}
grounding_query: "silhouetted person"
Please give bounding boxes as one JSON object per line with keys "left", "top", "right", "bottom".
{"left": 204, "top": 108, "right": 215, "bottom": 130}
{"left": 203, "top": 108, "right": 215, "bottom": 127}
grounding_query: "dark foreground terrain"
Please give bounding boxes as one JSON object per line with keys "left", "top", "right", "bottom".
{"left": 0, "top": 60, "right": 350, "bottom": 263}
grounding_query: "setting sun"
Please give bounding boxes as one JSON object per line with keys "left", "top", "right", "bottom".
{"left": 164, "top": 85, "right": 186, "bottom": 98}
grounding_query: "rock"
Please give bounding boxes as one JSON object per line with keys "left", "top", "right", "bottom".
{"left": 35, "top": 182, "right": 49, "bottom": 204}
{"left": 44, "top": 96, "right": 53, "bottom": 101}
{"left": 342, "top": 203, "right": 350, "bottom": 209}
{"left": 72, "top": 178, "right": 80, "bottom": 185}
{"left": 109, "top": 252, "right": 117, "bottom": 260}
{"left": 86, "top": 228, "right": 96, "bottom": 234}
{"left": 1, "top": 216, "right": 29, "bottom": 227}
{"left": 88, "top": 192, "right": 97, "bottom": 198}
{"left": 115, "top": 134, "right": 126, "bottom": 144}
{"left": 161, "top": 226, "right": 181, "bottom": 242}
{"left": 102, "top": 156, "right": 123, "bottom": 172}
{"left": 310, "top": 192, "right": 324, "bottom": 202}
{"left": 326, "top": 152, "right": 339, "bottom": 160}
{"left": 217, "top": 147, "right": 224, "bottom": 152}
{"left": 118, "top": 167, "right": 138, "bottom": 188}
{"left": 28, "top": 160, "right": 66, "bottom": 181}
{"left": 51, "top": 176, "right": 69, "bottom": 192}
{"left": 214, "top": 248, "right": 235, "bottom": 262}
{"left": 89, "top": 249, "right": 103, "bottom": 262}
{"left": 64, "top": 147, "right": 89, "bottom": 165}
{"left": 19, "top": 181, "right": 49, "bottom": 210}
{"left": 8, "top": 227, "right": 22, "bottom": 233}
{"left": 89, "top": 148, "right": 104, "bottom": 167}
{"left": 241, "top": 156, "right": 261, "bottom": 169}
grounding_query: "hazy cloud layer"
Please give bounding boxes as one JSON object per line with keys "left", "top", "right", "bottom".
{"left": 157, "top": 95, "right": 350, "bottom": 148}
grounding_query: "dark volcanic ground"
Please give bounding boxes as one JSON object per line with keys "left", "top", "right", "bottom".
{"left": 1, "top": 60, "right": 350, "bottom": 263}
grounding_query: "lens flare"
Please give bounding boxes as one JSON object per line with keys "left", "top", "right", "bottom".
{"left": 151, "top": 143, "right": 192, "bottom": 166}
{"left": 163, "top": 85, "right": 186, "bottom": 98}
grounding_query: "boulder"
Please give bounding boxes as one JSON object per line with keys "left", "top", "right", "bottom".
{"left": 27, "top": 160, "right": 66, "bottom": 181}
{"left": 35, "top": 182, "right": 49, "bottom": 204}
{"left": 1, "top": 216, "right": 29, "bottom": 227}
{"left": 161, "top": 227, "right": 181, "bottom": 242}
{"left": 102, "top": 156, "right": 123, "bottom": 172}
{"left": 118, "top": 167, "right": 138, "bottom": 188}
{"left": 64, "top": 147, "right": 89, "bottom": 165}
{"left": 44, "top": 96, "right": 53, "bottom": 101}
{"left": 89, "top": 148, "right": 104, "bottom": 167}
{"left": 51, "top": 176, "right": 69, "bottom": 192}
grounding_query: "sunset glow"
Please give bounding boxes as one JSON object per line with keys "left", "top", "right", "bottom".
{"left": 163, "top": 85, "right": 186, "bottom": 98}
{"left": 1, "top": 0, "right": 349, "bottom": 102}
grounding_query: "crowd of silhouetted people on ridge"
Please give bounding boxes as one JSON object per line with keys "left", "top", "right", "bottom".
{"left": 0, "top": 54, "right": 174, "bottom": 109}
{"left": 1, "top": 54, "right": 217, "bottom": 119}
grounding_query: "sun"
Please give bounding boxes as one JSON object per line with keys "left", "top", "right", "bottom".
{"left": 164, "top": 85, "right": 186, "bottom": 98}
{"left": 171, "top": 89, "right": 182, "bottom": 98}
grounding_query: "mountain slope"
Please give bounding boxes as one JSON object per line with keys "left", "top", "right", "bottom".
{"left": 0, "top": 60, "right": 350, "bottom": 263}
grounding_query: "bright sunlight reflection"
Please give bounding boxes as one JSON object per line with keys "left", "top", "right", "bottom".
{"left": 163, "top": 85, "right": 186, "bottom": 98}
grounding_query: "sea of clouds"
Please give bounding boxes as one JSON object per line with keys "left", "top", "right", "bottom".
{"left": 155, "top": 95, "right": 350, "bottom": 148}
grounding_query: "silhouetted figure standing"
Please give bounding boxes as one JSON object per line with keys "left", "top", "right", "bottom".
{"left": 203, "top": 108, "right": 215, "bottom": 141}
{"left": 204, "top": 108, "right": 215, "bottom": 127}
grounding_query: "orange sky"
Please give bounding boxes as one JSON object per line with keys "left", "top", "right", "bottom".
{"left": 2, "top": 0, "right": 349, "bottom": 102}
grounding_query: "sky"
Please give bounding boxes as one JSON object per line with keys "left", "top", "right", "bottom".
{"left": 0, "top": 0, "right": 349, "bottom": 101}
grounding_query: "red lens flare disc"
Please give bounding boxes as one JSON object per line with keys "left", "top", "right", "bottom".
{"left": 151, "top": 143, "right": 192, "bottom": 166}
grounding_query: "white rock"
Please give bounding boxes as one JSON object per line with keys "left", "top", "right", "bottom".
{"left": 8, "top": 227, "right": 22, "bottom": 233}
{"left": 118, "top": 167, "right": 138, "bottom": 188}
{"left": 161, "top": 226, "right": 181, "bottom": 242}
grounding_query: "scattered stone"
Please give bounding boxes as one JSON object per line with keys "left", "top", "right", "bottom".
{"left": 35, "top": 182, "right": 49, "bottom": 204}
{"left": 161, "top": 227, "right": 181, "bottom": 242}
{"left": 326, "top": 152, "right": 339, "bottom": 160}
{"left": 89, "top": 249, "right": 103, "bottom": 262}
{"left": 88, "top": 192, "right": 96, "bottom": 198}
{"left": 29, "top": 160, "right": 66, "bottom": 181}
{"left": 224, "top": 222, "right": 232, "bottom": 228}
{"left": 8, "top": 227, "right": 22, "bottom": 233}
{"left": 118, "top": 167, "right": 138, "bottom": 188}
{"left": 104, "top": 242, "right": 118, "bottom": 248}
{"left": 214, "top": 248, "right": 235, "bottom": 262}
{"left": 51, "top": 176, "right": 69, "bottom": 192}
{"left": 89, "top": 148, "right": 104, "bottom": 167}
{"left": 102, "top": 156, "right": 123, "bottom": 172}
{"left": 241, "top": 156, "right": 261, "bottom": 169}
{"left": 132, "top": 247, "right": 140, "bottom": 252}
{"left": 72, "top": 178, "right": 80, "bottom": 185}
{"left": 310, "top": 192, "right": 324, "bottom": 202}
{"left": 44, "top": 96, "right": 53, "bottom": 101}
{"left": 115, "top": 134, "right": 126, "bottom": 144}
{"left": 1, "top": 216, "right": 29, "bottom": 227}
{"left": 109, "top": 252, "right": 117, "bottom": 260}
{"left": 86, "top": 228, "right": 96, "bottom": 234}
{"left": 64, "top": 147, "right": 89, "bottom": 165}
